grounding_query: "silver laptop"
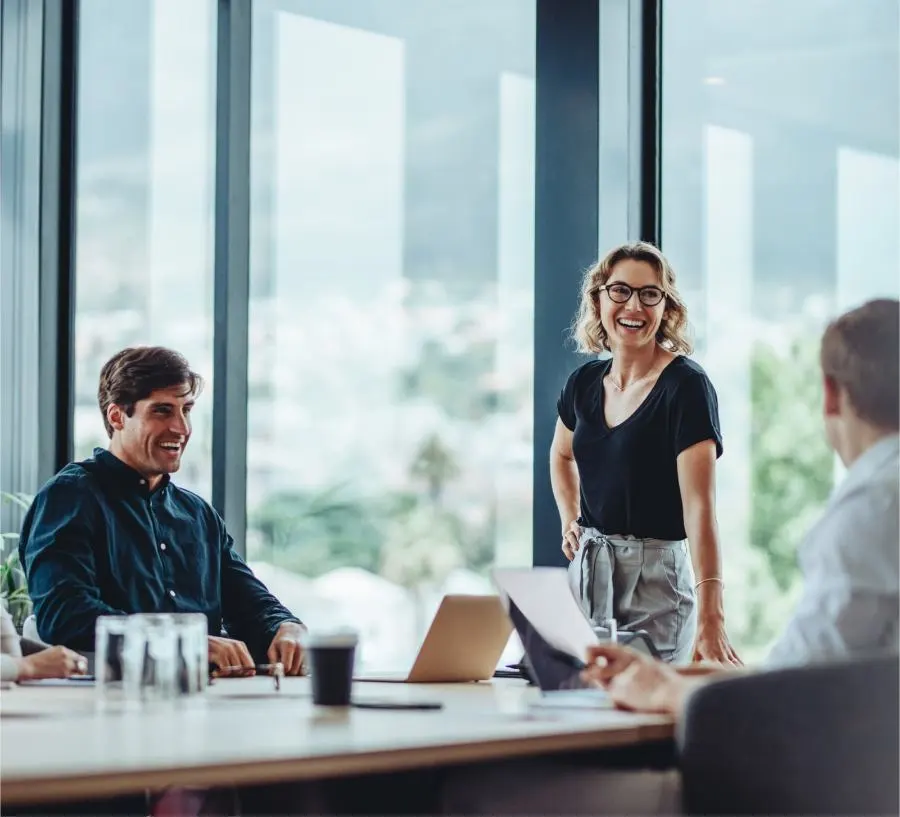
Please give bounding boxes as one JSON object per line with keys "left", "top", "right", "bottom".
{"left": 354, "top": 594, "right": 513, "bottom": 683}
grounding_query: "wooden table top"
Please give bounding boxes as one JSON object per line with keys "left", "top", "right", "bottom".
{"left": 0, "top": 676, "right": 673, "bottom": 806}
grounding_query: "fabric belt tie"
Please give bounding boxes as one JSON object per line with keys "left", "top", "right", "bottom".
{"left": 568, "top": 534, "right": 615, "bottom": 624}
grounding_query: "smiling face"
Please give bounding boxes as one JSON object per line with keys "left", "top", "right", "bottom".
{"left": 597, "top": 259, "right": 667, "bottom": 352}
{"left": 106, "top": 384, "right": 194, "bottom": 486}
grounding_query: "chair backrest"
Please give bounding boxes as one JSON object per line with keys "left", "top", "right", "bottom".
{"left": 677, "top": 653, "right": 899, "bottom": 816}
{"left": 22, "top": 614, "right": 44, "bottom": 645}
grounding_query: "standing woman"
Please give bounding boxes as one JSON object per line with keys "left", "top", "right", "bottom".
{"left": 552, "top": 242, "right": 740, "bottom": 665}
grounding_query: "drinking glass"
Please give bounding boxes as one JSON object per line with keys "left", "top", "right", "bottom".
{"left": 172, "top": 613, "right": 209, "bottom": 696}
{"left": 95, "top": 615, "right": 135, "bottom": 708}
{"left": 129, "top": 613, "right": 178, "bottom": 704}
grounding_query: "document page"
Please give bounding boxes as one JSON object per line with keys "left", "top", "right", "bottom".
{"left": 492, "top": 567, "right": 598, "bottom": 662}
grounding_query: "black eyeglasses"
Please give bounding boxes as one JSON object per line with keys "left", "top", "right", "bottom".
{"left": 599, "top": 282, "right": 665, "bottom": 307}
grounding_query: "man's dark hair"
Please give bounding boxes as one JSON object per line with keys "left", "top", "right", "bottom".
{"left": 98, "top": 347, "right": 204, "bottom": 438}
{"left": 821, "top": 298, "right": 899, "bottom": 430}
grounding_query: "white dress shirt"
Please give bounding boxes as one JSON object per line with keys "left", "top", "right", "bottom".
{"left": 766, "top": 434, "right": 899, "bottom": 667}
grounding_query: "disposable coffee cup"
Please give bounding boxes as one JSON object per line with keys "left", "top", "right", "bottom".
{"left": 303, "top": 629, "right": 358, "bottom": 706}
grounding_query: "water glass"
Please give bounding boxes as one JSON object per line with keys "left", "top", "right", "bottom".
{"left": 94, "top": 615, "right": 144, "bottom": 709}
{"left": 129, "top": 613, "right": 178, "bottom": 703}
{"left": 172, "top": 613, "right": 209, "bottom": 696}
{"left": 95, "top": 615, "right": 135, "bottom": 707}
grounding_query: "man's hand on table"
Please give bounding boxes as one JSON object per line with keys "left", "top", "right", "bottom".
{"left": 208, "top": 635, "right": 255, "bottom": 675}
{"left": 267, "top": 621, "right": 305, "bottom": 676}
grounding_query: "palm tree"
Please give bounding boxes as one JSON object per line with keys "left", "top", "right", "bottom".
{"left": 409, "top": 433, "right": 460, "bottom": 506}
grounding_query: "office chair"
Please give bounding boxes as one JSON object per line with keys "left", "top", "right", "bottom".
{"left": 677, "top": 652, "right": 899, "bottom": 816}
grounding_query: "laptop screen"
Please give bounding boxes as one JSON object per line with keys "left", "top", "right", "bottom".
{"left": 506, "top": 600, "right": 591, "bottom": 692}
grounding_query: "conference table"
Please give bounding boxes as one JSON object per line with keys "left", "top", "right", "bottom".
{"left": 0, "top": 675, "right": 675, "bottom": 810}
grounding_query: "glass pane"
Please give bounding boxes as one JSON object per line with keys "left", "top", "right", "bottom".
{"left": 661, "top": 0, "right": 899, "bottom": 659}
{"left": 248, "top": 0, "right": 536, "bottom": 671}
{"left": 74, "top": 0, "right": 216, "bottom": 497}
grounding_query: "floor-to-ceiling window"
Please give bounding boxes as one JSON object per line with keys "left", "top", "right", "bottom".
{"left": 661, "top": 0, "right": 900, "bottom": 659}
{"left": 245, "top": 0, "right": 535, "bottom": 670}
{"left": 61, "top": 0, "right": 898, "bottom": 668}
{"left": 73, "top": 0, "right": 216, "bottom": 498}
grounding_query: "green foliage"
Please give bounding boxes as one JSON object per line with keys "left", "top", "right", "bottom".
{"left": 400, "top": 338, "right": 499, "bottom": 421}
{"left": 1, "top": 550, "right": 31, "bottom": 629}
{"left": 379, "top": 503, "right": 467, "bottom": 588}
{"left": 0, "top": 492, "right": 33, "bottom": 631}
{"left": 750, "top": 338, "right": 833, "bottom": 593}
{"left": 409, "top": 433, "right": 460, "bottom": 505}
{"left": 1, "top": 492, "right": 32, "bottom": 513}
{"left": 249, "top": 432, "right": 497, "bottom": 587}
{"left": 249, "top": 484, "right": 384, "bottom": 577}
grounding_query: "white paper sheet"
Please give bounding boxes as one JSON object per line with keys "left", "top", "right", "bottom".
{"left": 491, "top": 567, "right": 599, "bottom": 662}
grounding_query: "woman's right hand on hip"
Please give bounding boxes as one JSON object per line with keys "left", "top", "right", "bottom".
{"left": 561, "top": 520, "right": 582, "bottom": 561}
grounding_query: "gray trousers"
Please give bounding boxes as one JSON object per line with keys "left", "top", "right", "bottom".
{"left": 568, "top": 530, "right": 696, "bottom": 664}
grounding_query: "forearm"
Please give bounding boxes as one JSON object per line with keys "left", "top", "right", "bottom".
{"left": 222, "top": 559, "right": 302, "bottom": 655}
{"left": 550, "top": 453, "right": 580, "bottom": 530}
{"left": 31, "top": 585, "right": 124, "bottom": 652}
{"left": 684, "top": 508, "right": 725, "bottom": 620}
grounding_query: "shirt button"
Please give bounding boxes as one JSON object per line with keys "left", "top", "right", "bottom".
{"left": 168, "top": 590, "right": 176, "bottom": 599}
{"left": 139, "top": 479, "right": 146, "bottom": 485}
{"left": 159, "top": 543, "right": 167, "bottom": 552}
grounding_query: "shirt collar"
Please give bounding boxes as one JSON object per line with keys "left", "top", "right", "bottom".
{"left": 92, "top": 447, "right": 171, "bottom": 495}
{"left": 832, "top": 434, "right": 899, "bottom": 503}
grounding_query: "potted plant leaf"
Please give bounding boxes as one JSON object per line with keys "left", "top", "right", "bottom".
{"left": 1, "top": 492, "right": 33, "bottom": 633}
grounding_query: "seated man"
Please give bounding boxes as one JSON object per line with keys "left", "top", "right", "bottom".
{"left": 19, "top": 346, "right": 305, "bottom": 675}
{"left": 585, "top": 297, "right": 899, "bottom": 711}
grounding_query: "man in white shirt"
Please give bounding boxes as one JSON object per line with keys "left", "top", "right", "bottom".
{"left": 585, "top": 297, "right": 899, "bottom": 713}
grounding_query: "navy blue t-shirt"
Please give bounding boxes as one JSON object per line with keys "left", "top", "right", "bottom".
{"left": 557, "top": 356, "right": 723, "bottom": 540}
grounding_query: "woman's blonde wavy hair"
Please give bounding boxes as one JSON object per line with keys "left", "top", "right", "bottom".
{"left": 572, "top": 241, "right": 693, "bottom": 355}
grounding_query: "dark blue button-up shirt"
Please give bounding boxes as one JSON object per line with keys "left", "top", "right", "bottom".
{"left": 19, "top": 448, "right": 301, "bottom": 659}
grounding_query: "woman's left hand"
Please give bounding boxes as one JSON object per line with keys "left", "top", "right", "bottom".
{"left": 692, "top": 616, "right": 742, "bottom": 665}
